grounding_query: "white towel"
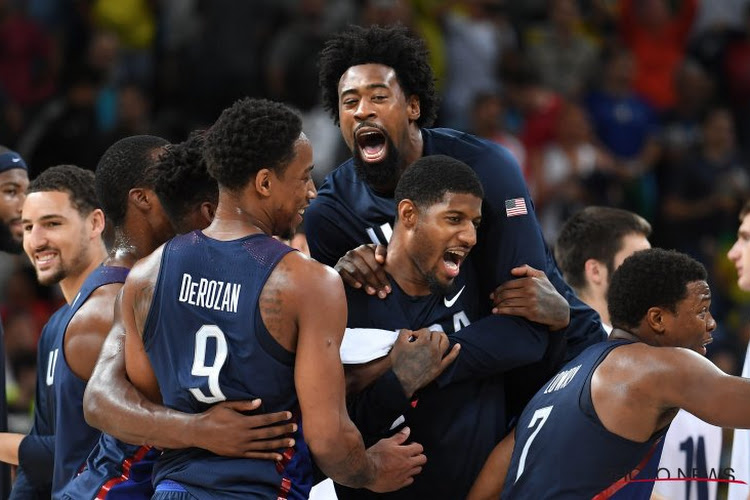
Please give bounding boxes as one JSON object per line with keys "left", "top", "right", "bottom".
{"left": 340, "top": 327, "right": 399, "bottom": 364}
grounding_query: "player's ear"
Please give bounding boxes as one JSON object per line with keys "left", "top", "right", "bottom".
{"left": 583, "top": 259, "right": 606, "bottom": 287}
{"left": 398, "top": 199, "right": 418, "bottom": 229}
{"left": 128, "top": 187, "right": 153, "bottom": 213}
{"left": 255, "top": 168, "right": 272, "bottom": 197}
{"left": 88, "top": 208, "right": 106, "bottom": 237}
{"left": 407, "top": 95, "right": 420, "bottom": 122}
{"left": 200, "top": 202, "right": 216, "bottom": 224}
{"left": 645, "top": 307, "right": 667, "bottom": 334}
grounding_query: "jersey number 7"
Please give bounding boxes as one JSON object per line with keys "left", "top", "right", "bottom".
{"left": 515, "top": 405, "right": 554, "bottom": 482}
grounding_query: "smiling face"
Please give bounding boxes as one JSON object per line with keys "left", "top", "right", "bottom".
{"left": 728, "top": 212, "right": 750, "bottom": 291}
{"left": 22, "top": 191, "right": 101, "bottom": 286}
{"left": 406, "top": 192, "right": 482, "bottom": 295}
{"left": 337, "top": 63, "right": 421, "bottom": 192}
{"left": 269, "top": 133, "right": 316, "bottom": 240}
{"left": 661, "top": 280, "right": 716, "bottom": 356}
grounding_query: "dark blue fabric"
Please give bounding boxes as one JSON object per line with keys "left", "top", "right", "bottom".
{"left": 144, "top": 231, "right": 311, "bottom": 499}
{"left": 52, "top": 266, "right": 129, "bottom": 499}
{"left": 502, "top": 340, "right": 667, "bottom": 499}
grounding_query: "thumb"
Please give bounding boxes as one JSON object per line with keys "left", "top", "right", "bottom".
{"left": 510, "top": 265, "right": 531, "bottom": 277}
{"left": 391, "top": 426, "right": 411, "bottom": 444}
{"left": 375, "top": 244, "right": 387, "bottom": 264}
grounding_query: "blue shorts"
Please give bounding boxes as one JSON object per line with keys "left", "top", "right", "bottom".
{"left": 152, "top": 480, "right": 193, "bottom": 500}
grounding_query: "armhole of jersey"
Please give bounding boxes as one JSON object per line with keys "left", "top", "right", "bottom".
{"left": 253, "top": 244, "right": 297, "bottom": 367}
{"left": 579, "top": 341, "right": 630, "bottom": 425}
{"left": 141, "top": 245, "right": 171, "bottom": 352}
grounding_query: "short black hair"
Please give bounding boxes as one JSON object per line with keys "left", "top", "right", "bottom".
{"left": 394, "top": 155, "right": 483, "bottom": 212}
{"left": 154, "top": 130, "right": 218, "bottom": 230}
{"left": 740, "top": 199, "right": 750, "bottom": 220}
{"left": 318, "top": 24, "right": 438, "bottom": 128}
{"left": 28, "top": 165, "right": 100, "bottom": 216}
{"left": 608, "top": 248, "right": 707, "bottom": 331}
{"left": 204, "top": 98, "right": 303, "bottom": 191}
{"left": 95, "top": 135, "right": 169, "bottom": 227}
{"left": 554, "top": 206, "right": 652, "bottom": 290}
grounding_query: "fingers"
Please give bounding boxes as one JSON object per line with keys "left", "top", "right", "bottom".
{"left": 218, "top": 399, "right": 263, "bottom": 412}
{"left": 240, "top": 410, "right": 295, "bottom": 428}
{"left": 375, "top": 244, "right": 387, "bottom": 264}
{"left": 438, "top": 344, "right": 460, "bottom": 372}
{"left": 243, "top": 451, "right": 285, "bottom": 461}
{"left": 335, "top": 245, "right": 391, "bottom": 297}
{"left": 510, "top": 264, "right": 544, "bottom": 278}
{"left": 246, "top": 420, "right": 297, "bottom": 437}
{"left": 241, "top": 436, "right": 296, "bottom": 450}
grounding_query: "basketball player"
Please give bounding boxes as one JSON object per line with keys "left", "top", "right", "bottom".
{"left": 469, "top": 248, "right": 750, "bottom": 499}
{"left": 65, "top": 132, "right": 291, "bottom": 499}
{"left": 335, "top": 154, "right": 574, "bottom": 499}
{"left": 120, "top": 98, "right": 427, "bottom": 498}
{"left": 555, "top": 207, "right": 722, "bottom": 500}
{"left": 727, "top": 201, "right": 750, "bottom": 499}
{"left": 82, "top": 132, "right": 297, "bottom": 472}
{"left": 308, "top": 24, "right": 604, "bottom": 372}
{"left": 19, "top": 165, "right": 110, "bottom": 498}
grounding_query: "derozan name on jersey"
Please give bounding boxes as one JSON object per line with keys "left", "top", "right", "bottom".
{"left": 178, "top": 273, "right": 241, "bottom": 313}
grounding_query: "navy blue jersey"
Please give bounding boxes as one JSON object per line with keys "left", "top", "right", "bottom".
{"left": 143, "top": 231, "right": 312, "bottom": 499}
{"left": 10, "top": 304, "right": 69, "bottom": 499}
{"left": 52, "top": 266, "right": 129, "bottom": 499}
{"left": 61, "top": 432, "right": 161, "bottom": 500}
{"left": 340, "top": 264, "right": 521, "bottom": 499}
{"left": 305, "top": 127, "right": 605, "bottom": 364}
{"left": 502, "top": 340, "right": 667, "bottom": 499}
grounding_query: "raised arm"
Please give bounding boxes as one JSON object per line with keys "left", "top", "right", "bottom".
{"left": 660, "top": 347, "right": 750, "bottom": 429}
{"left": 290, "top": 256, "right": 426, "bottom": 491}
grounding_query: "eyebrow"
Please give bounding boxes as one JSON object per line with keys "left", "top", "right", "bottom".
{"left": 21, "top": 214, "right": 65, "bottom": 224}
{"left": 340, "top": 83, "right": 390, "bottom": 97}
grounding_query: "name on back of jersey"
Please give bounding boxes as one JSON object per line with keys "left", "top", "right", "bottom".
{"left": 543, "top": 364, "right": 581, "bottom": 394}
{"left": 178, "top": 273, "right": 241, "bottom": 313}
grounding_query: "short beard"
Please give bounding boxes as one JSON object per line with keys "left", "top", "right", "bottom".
{"left": 0, "top": 223, "right": 23, "bottom": 254}
{"left": 426, "top": 272, "right": 456, "bottom": 297}
{"left": 36, "top": 268, "right": 66, "bottom": 286}
{"left": 353, "top": 136, "right": 402, "bottom": 194}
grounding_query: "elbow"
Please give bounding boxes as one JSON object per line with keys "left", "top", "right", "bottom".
{"left": 82, "top": 382, "right": 107, "bottom": 430}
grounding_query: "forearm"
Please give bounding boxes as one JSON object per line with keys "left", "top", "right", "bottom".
{"left": 347, "top": 369, "right": 411, "bottom": 441}
{"left": 467, "top": 430, "right": 515, "bottom": 500}
{"left": 0, "top": 433, "right": 24, "bottom": 465}
{"left": 309, "top": 424, "right": 376, "bottom": 489}
{"left": 84, "top": 357, "right": 198, "bottom": 449}
{"left": 437, "top": 314, "right": 549, "bottom": 387}
{"left": 345, "top": 356, "right": 393, "bottom": 395}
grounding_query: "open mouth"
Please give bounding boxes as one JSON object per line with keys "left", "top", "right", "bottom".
{"left": 34, "top": 250, "right": 58, "bottom": 270}
{"left": 355, "top": 128, "right": 387, "bottom": 162}
{"left": 442, "top": 249, "right": 467, "bottom": 278}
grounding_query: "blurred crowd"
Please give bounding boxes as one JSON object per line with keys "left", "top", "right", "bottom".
{"left": 1, "top": 0, "right": 750, "bottom": 432}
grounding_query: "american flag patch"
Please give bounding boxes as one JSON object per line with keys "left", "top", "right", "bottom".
{"left": 505, "top": 198, "right": 528, "bottom": 217}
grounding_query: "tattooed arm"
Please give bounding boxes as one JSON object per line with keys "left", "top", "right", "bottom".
{"left": 269, "top": 252, "right": 426, "bottom": 492}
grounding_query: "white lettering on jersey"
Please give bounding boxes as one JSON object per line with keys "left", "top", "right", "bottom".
{"left": 543, "top": 365, "right": 582, "bottom": 394}
{"left": 46, "top": 348, "right": 58, "bottom": 386}
{"left": 178, "top": 273, "right": 241, "bottom": 313}
{"left": 366, "top": 223, "right": 394, "bottom": 245}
